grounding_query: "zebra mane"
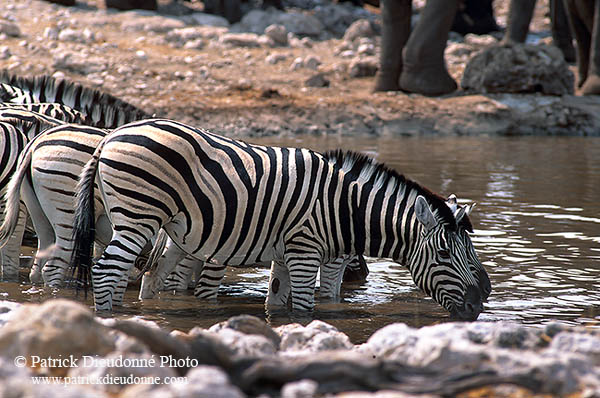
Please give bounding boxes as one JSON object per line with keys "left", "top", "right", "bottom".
{"left": 0, "top": 71, "right": 151, "bottom": 128}
{"left": 323, "top": 149, "right": 461, "bottom": 230}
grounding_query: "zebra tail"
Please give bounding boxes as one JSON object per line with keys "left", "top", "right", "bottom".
{"left": 70, "top": 138, "right": 106, "bottom": 293}
{"left": 0, "top": 141, "right": 34, "bottom": 248}
{"left": 136, "top": 229, "right": 169, "bottom": 281}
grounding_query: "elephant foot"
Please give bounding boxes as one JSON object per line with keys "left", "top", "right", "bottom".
{"left": 581, "top": 74, "right": 600, "bottom": 95}
{"left": 2, "top": 267, "right": 19, "bottom": 282}
{"left": 400, "top": 64, "right": 457, "bottom": 96}
{"left": 373, "top": 71, "right": 401, "bottom": 92}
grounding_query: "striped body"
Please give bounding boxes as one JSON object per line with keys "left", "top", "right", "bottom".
{"left": 73, "top": 119, "right": 485, "bottom": 319}
{"left": 0, "top": 110, "right": 63, "bottom": 279}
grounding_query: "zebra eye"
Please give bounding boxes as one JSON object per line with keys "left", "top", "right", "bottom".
{"left": 437, "top": 249, "right": 450, "bottom": 258}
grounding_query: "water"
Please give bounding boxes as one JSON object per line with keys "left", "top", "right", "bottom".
{"left": 2, "top": 136, "right": 600, "bottom": 343}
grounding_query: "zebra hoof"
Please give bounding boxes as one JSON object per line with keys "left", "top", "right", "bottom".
{"left": 29, "top": 268, "right": 43, "bottom": 284}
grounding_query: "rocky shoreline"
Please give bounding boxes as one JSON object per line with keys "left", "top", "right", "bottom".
{"left": 1, "top": 0, "right": 600, "bottom": 137}
{"left": 0, "top": 299, "right": 598, "bottom": 397}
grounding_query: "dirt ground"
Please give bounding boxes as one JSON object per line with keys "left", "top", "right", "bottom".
{"left": 2, "top": 0, "right": 599, "bottom": 137}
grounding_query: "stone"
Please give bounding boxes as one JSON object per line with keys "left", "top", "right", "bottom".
{"left": 106, "top": 0, "right": 157, "bottom": 11}
{"left": 0, "top": 19, "right": 21, "bottom": 37}
{"left": 0, "top": 299, "right": 115, "bottom": 364}
{"left": 277, "top": 320, "right": 352, "bottom": 353}
{"left": 236, "top": 9, "right": 323, "bottom": 37}
{"left": 313, "top": 4, "right": 356, "bottom": 37}
{"left": 188, "top": 12, "right": 230, "bottom": 27}
{"left": 304, "top": 55, "right": 321, "bottom": 70}
{"left": 220, "top": 33, "right": 261, "bottom": 48}
{"left": 343, "top": 19, "right": 376, "bottom": 42}
{"left": 266, "top": 53, "right": 287, "bottom": 64}
{"left": 461, "top": 43, "right": 575, "bottom": 95}
{"left": 281, "top": 379, "right": 319, "bottom": 398}
{"left": 121, "top": 15, "right": 185, "bottom": 33}
{"left": 212, "top": 315, "right": 281, "bottom": 348}
{"left": 265, "top": 24, "right": 288, "bottom": 46}
{"left": 348, "top": 57, "right": 378, "bottom": 78}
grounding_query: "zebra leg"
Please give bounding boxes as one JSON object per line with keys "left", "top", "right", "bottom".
{"left": 20, "top": 179, "right": 58, "bottom": 285}
{"left": 92, "top": 232, "right": 148, "bottom": 311}
{"left": 139, "top": 242, "right": 187, "bottom": 300}
{"left": 164, "top": 255, "right": 199, "bottom": 291}
{"left": 284, "top": 249, "right": 321, "bottom": 311}
{"left": 266, "top": 260, "right": 290, "bottom": 307}
{"left": 319, "top": 256, "right": 351, "bottom": 301}
{"left": 0, "top": 202, "right": 28, "bottom": 281}
{"left": 193, "top": 262, "right": 225, "bottom": 301}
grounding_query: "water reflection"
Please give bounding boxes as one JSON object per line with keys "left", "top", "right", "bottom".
{"left": 1, "top": 136, "right": 600, "bottom": 343}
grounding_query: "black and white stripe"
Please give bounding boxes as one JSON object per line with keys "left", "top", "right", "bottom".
{"left": 72, "top": 119, "right": 485, "bottom": 319}
{"left": 0, "top": 71, "right": 151, "bottom": 128}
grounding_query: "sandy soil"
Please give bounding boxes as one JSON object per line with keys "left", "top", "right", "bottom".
{"left": 2, "top": 0, "right": 599, "bottom": 137}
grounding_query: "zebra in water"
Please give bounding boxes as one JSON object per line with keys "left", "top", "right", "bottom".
{"left": 72, "top": 118, "right": 485, "bottom": 319}
{"left": 0, "top": 110, "right": 66, "bottom": 279}
{"left": 0, "top": 121, "right": 364, "bottom": 295}
{"left": 0, "top": 72, "right": 150, "bottom": 279}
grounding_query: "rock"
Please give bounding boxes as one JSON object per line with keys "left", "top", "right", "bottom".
{"left": 236, "top": 9, "right": 323, "bottom": 37}
{"left": 187, "top": 12, "right": 230, "bottom": 27}
{"left": 304, "top": 55, "right": 321, "bottom": 70}
{"left": 281, "top": 379, "right": 319, "bottom": 398}
{"left": 220, "top": 33, "right": 261, "bottom": 48}
{"left": 208, "top": 327, "right": 277, "bottom": 358}
{"left": 343, "top": 19, "right": 376, "bottom": 42}
{"left": 0, "top": 299, "right": 115, "bottom": 365}
{"left": 121, "top": 15, "right": 185, "bottom": 33}
{"left": 121, "top": 366, "right": 245, "bottom": 398}
{"left": 313, "top": 4, "right": 356, "bottom": 37}
{"left": 304, "top": 73, "right": 330, "bottom": 88}
{"left": 548, "top": 332, "right": 600, "bottom": 365}
{"left": 52, "top": 51, "right": 107, "bottom": 75}
{"left": 106, "top": 0, "right": 157, "bottom": 11}
{"left": 277, "top": 320, "right": 352, "bottom": 353}
{"left": 0, "top": 19, "right": 21, "bottom": 37}
{"left": 266, "top": 53, "right": 287, "bottom": 64}
{"left": 212, "top": 315, "right": 281, "bottom": 348}
{"left": 461, "top": 43, "right": 575, "bottom": 95}
{"left": 348, "top": 57, "right": 378, "bottom": 77}
{"left": 69, "top": 352, "right": 177, "bottom": 394}
{"left": 265, "top": 24, "right": 288, "bottom": 46}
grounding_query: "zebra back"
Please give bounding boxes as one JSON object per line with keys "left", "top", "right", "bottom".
{"left": 0, "top": 103, "right": 88, "bottom": 125}
{"left": 0, "top": 108, "right": 63, "bottom": 140}
{"left": 0, "top": 71, "right": 151, "bottom": 128}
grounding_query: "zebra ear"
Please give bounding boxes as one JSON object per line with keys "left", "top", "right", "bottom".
{"left": 415, "top": 195, "right": 437, "bottom": 231}
{"left": 455, "top": 206, "right": 467, "bottom": 223}
{"left": 464, "top": 203, "right": 476, "bottom": 216}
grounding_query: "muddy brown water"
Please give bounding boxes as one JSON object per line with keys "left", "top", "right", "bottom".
{"left": 2, "top": 136, "right": 599, "bottom": 343}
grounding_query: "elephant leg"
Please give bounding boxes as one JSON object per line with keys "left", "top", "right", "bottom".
{"left": 503, "top": 0, "right": 536, "bottom": 43}
{"left": 564, "top": 0, "right": 593, "bottom": 87}
{"left": 581, "top": 0, "right": 600, "bottom": 95}
{"left": 373, "top": 0, "right": 411, "bottom": 92}
{"left": 400, "top": 0, "right": 458, "bottom": 96}
{"left": 551, "top": 0, "right": 576, "bottom": 62}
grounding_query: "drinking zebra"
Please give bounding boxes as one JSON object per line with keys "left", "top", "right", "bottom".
{"left": 0, "top": 121, "right": 365, "bottom": 296}
{"left": 0, "top": 109, "right": 65, "bottom": 279}
{"left": 0, "top": 71, "right": 151, "bottom": 280}
{"left": 72, "top": 118, "right": 485, "bottom": 320}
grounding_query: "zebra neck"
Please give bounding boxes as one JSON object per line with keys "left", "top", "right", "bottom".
{"left": 332, "top": 177, "right": 422, "bottom": 264}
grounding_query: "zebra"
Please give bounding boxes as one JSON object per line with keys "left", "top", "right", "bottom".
{"left": 0, "top": 121, "right": 348, "bottom": 296}
{"left": 71, "top": 118, "right": 485, "bottom": 319}
{"left": 0, "top": 72, "right": 151, "bottom": 279}
{"left": 0, "top": 71, "right": 151, "bottom": 128}
{"left": 0, "top": 111, "right": 65, "bottom": 279}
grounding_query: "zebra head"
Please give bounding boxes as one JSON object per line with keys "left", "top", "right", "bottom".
{"left": 411, "top": 195, "right": 484, "bottom": 321}
{"left": 445, "top": 194, "right": 492, "bottom": 301}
